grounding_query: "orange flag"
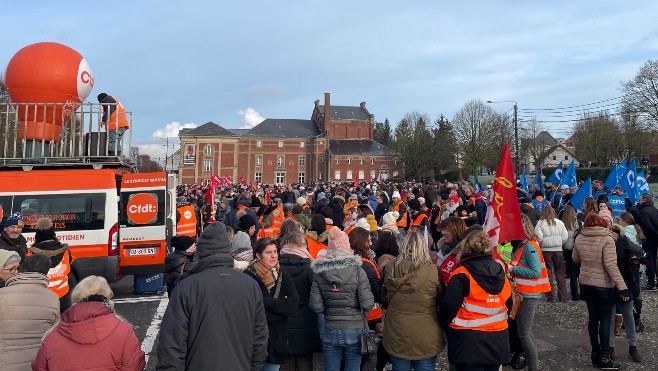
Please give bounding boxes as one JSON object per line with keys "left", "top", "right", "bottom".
{"left": 484, "top": 143, "right": 525, "bottom": 248}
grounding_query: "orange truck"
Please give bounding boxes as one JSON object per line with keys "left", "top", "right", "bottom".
{"left": 0, "top": 168, "right": 177, "bottom": 284}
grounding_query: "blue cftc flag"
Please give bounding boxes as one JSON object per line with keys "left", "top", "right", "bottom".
{"left": 569, "top": 177, "right": 592, "bottom": 212}
{"left": 532, "top": 168, "right": 544, "bottom": 196}
{"left": 547, "top": 162, "right": 564, "bottom": 183}
{"left": 560, "top": 160, "right": 577, "bottom": 188}
{"left": 619, "top": 159, "right": 637, "bottom": 205}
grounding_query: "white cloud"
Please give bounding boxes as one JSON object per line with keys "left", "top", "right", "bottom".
{"left": 135, "top": 144, "right": 169, "bottom": 163}
{"left": 152, "top": 122, "right": 197, "bottom": 138}
{"left": 238, "top": 108, "right": 265, "bottom": 129}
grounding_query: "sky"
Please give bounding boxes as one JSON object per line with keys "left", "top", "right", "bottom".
{"left": 2, "top": 1, "right": 658, "bottom": 162}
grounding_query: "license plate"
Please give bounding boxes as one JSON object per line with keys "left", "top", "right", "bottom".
{"left": 127, "top": 248, "right": 156, "bottom": 256}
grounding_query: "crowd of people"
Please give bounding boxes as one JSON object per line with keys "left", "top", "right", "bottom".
{"left": 0, "top": 176, "right": 654, "bottom": 370}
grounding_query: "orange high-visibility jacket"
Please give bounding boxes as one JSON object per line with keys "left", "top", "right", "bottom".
{"left": 176, "top": 205, "right": 197, "bottom": 237}
{"left": 47, "top": 252, "right": 72, "bottom": 298}
{"left": 106, "top": 98, "right": 129, "bottom": 131}
{"left": 393, "top": 202, "right": 408, "bottom": 228}
{"left": 361, "top": 258, "right": 383, "bottom": 321}
{"left": 511, "top": 240, "right": 551, "bottom": 294}
{"left": 410, "top": 213, "right": 428, "bottom": 227}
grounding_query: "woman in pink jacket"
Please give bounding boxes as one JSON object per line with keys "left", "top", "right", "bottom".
{"left": 32, "top": 275, "right": 145, "bottom": 371}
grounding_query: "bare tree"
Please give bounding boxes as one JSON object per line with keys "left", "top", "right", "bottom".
{"left": 571, "top": 111, "right": 621, "bottom": 166}
{"left": 620, "top": 60, "right": 658, "bottom": 128}
{"left": 393, "top": 112, "right": 433, "bottom": 178}
{"left": 452, "top": 99, "right": 500, "bottom": 177}
{"left": 520, "top": 118, "right": 552, "bottom": 169}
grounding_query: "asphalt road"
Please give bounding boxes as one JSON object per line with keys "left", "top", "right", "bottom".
{"left": 111, "top": 276, "right": 658, "bottom": 371}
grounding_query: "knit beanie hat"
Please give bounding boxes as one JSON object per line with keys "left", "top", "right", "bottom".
{"left": 366, "top": 215, "right": 378, "bottom": 232}
{"left": 382, "top": 211, "right": 399, "bottom": 226}
{"left": 196, "top": 222, "right": 232, "bottom": 258}
{"left": 4, "top": 213, "right": 24, "bottom": 228}
{"left": 0, "top": 250, "right": 19, "bottom": 270}
{"left": 354, "top": 218, "right": 370, "bottom": 231}
{"left": 238, "top": 212, "right": 257, "bottom": 231}
{"left": 171, "top": 236, "right": 195, "bottom": 251}
{"left": 34, "top": 218, "right": 56, "bottom": 243}
{"left": 231, "top": 231, "right": 252, "bottom": 256}
{"left": 408, "top": 199, "right": 421, "bottom": 211}
{"left": 328, "top": 227, "right": 352, "bottom": 252}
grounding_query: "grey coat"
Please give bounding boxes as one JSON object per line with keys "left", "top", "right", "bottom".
{"left": 310, "top": 254, "right": 374, "bottom": 329}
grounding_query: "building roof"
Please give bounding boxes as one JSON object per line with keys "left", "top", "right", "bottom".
{"left": 180, "top": 121, "right": 236, "bottom": 137}
{"left": 318, "top": 105, "right": 371, "bottom": 121}
{"left": 229, "top": 128, "right": 250, "bottom": 136}
{"left": 543, "top": 144, "right": 580, "bottom": 163}
{"left": 242, "top": 119, "right": 321, "bottom": 138}
{"left": 328, "top": 139, "right": 396, "bottom": 156}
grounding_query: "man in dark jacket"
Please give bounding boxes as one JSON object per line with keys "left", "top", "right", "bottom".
{"left": 226, "top": 198, "right": 260, "bottom": 233}
{"left": 636, "top": 193, "right": 658, "bottom": 290}
{"left": 374, "top": 194, "right": 389, "bottom": 225}
{"left": 157, "top": 222, "right": 268, "bottom": 371}
{"left": 0, "top": 214, "right": 28, "bottom": 261}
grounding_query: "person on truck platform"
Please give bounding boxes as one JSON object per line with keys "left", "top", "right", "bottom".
{"left": 98, "top": 92, "right": 129, "bottom": 156}
{"left": 0, "top": 213, "right": 28, "bottom": 261}
{"left": 29, "top": 217, "right": 75, "bottom": 313}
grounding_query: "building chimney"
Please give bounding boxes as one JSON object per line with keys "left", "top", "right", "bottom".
{"left": 360, "top": 101, "right": 366, "bottom": 108}
{"left": 314, "top": 99, "right": 320, "bottom": 107}
{"left": 324, "top": 92, "right": 331, "bottom": 134}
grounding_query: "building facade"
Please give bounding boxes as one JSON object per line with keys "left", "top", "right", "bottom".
{"left": 178, "top": 93, "right": 402, "bottom": 185}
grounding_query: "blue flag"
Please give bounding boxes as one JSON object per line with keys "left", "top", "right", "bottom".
{"left": 617, "top": 159, "right": 627, "bottom": 183}
{"left": 569, "top": 177, "right": 592, "bottom": 212}
{"left": 604, "top": 165, "right": 618, "bottom": 190}
{"left": 560, "top": 160, "right": 577, "bottom": 188}
{"left": 532, "top": 168, "right": 544, "bottom": 196}
{"left": 547, "top": 162, "right": 564, "bottom": 183}
{"left": 474, "top": 176, "right": 481, "bottom": 192}
{"left": 520, "top": 170, "right": 529, "bottom": 193}
{"left": 619, "top": 159, "right": 637, "bottom": 205}
{"left": 636, "top": 170, "right": 650, "bottom": 202}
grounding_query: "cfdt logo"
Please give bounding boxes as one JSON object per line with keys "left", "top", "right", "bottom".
{"left": 126, "top": 193, "right": 159, "bottom": 225}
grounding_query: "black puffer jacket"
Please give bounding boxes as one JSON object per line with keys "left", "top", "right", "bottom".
{"left": 310, "top": 254, "right": 374, "bottom": 329}
{"left": 0, "top": 231, "right": 27, "bottom": 260}
{"left": 164, "top": 250, "right": 195, "bottom": 296}
{"left": 244, "top": 263, "right": 299, "bottom": 365}
{"left": 439, "top": 254, "right": 513, "bottom": 366}
{"left": 278, "top": 254, "right": 322, "bottom": 355}
{"left": 637, "top": 201, "right": 658, "bottom": 247}
{"left": 613, "top": 233, "right": 644, "bottom": 301}
{"left": 329, "top": 196, "right": 346, "bottom": 229}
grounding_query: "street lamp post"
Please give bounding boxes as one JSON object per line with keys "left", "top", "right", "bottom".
{"left": 156, "top": 136, "right": 175, "bottom": 173}
{"left": 486, "top": 100, "right": 519, "bottom": 175}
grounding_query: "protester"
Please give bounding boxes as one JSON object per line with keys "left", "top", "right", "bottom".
{"left": 0, "top": 254, "right": 59, "bottom": 370}
{"left": 310, "top": 227, "right": 374, "bottom": 371}
{"left": 307, "top": 214, "right": 329, "bottom": 259}
{"left": 608, "top": 224, "right": 643, "bottom": 363}
{"left": 245, "top": 237, "right": 299, "bottom": 371}
{"left": 0, "top": 249, "right": 20, "bottom": 288}
{"left": 635, "top": 193, "right": 658, "bottom": 291}
{"left": 560, "top": 205, "right": 581, "bottom": 301}
{"left": 618, "top": 212, "right": 647, "bottom": 332}
{"left": 32, "top": 275, "right": 145, "bottom": 370}
{"left": 164, "top": 235, "right": 196, "bottom": 296}
{"left": 534, "top": 206, "right": 568, "bottom": 302}
{"left": 157, "top": 222, "right": 268, "bottom": 370}
{"left": 441, "top": 229, "right": 512, "bottom": 371}
{"left": 573, "top": 213, "right": 628, "bottom": 369}
{"left": 0, "top": 213, "right": 28, "bottom": 260}
{"left": 279, "top": 232, "right": 321, "bottom": 371}
{"left": 435, "top": 217, "right": 467, "bottom": 267}
{"left": 382, "top": 229, "right": 444, "bottom": 371}
{"left": 231, "top": 230, "right": 254, "bottom": 271}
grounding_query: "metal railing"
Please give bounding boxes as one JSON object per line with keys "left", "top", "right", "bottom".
{"left": 0, "top": 102, "right": 132, "bottom": 167}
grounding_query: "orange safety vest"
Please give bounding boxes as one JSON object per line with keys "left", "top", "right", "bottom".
{"left": 421, "top": 206, "right": 429, "bottom": 215}
{"left": 449, "top": 266, "right": 511, "bottom": 332}
{"left": 106, "top": 98, "right": 130, "bottom": 130}
{"left": 361, "top": 258, "right": 383, "bottom": 321}
{"left": 176, "top": 205, "right": 197, "bottom": 237}
{"left": 410, "top": 213, "right": 427, "bottom": 227}
{"left": 271, "top": 206, "right": 285, "bottom": 229}
{"left": 510, "top": 240, "right": 551, "bottom": 294}
{"left": 47, "top": 252, "right": 72, "bottom": 298}
{"left": 306, "top": 235, "right": 328, "bottom": 259}
{"left": 393, "top": 202, "right": 408, "bottom": 228}
{"left": 344, "top": 224, "right": 355, "bottom": 234}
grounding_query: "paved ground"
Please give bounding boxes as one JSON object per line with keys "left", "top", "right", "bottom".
{"left": 111, "top": 276, "right": 657, "bottom": 370}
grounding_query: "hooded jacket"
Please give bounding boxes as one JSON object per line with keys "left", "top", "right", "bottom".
{"left": 439, "top": 255, "right": 513, "bottom": 366}
{"left": 164, "top": 250, "right": 195, "bottom": 296}
{"left": 329, "top": 196, "right": 346, "bottom": 229}
{"left": 278, "top": 254, "right": 322, "bottom": 355}
{"left": 0, "top": 273, "right": 59, "bottom": 371}
{"left": 381, "top": 259, "right": 445, "bottom": 360}
{"left": 157, "top": 255, "right": 268, "bottom": 371}
{"left": 310, "top": 254, "right": 374, "bottom": 329}
{"left": 573, "top": 226, "right": 627, "bottom": 290}
{"left": 32, "top": 301, "right": 145, "bottom": 371}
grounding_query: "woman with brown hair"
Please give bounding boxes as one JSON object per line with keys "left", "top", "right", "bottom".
{"left": 579, "top": 197, "right": 598, "bottom": 223}
{"left": 573, "top": 213, "right": 629, "bottom": 369}
{"left": 436, "top": 216, "right": 467, "bottom": 267}
{"left": 307, "top": 214, "right": 329, "bottom": 259}
{"left": 561, "top": 205, "right": 581, "bottom": 301}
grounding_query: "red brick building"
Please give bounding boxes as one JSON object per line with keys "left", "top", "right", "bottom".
{"left": 178, "top": 93, "right": 402, "bottom": 185}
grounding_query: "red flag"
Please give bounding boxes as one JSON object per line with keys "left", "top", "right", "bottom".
{"left": 253, "top": 180, "right": 259, "bottom": 189}
{"left": 211, "top": 175, "right": 222, "bottom": 188}
{"left": 224, "top": 175, "right": 233, "bottom": 187}
{"left": 369, "top": 176, "right": 374, "bottom": 184}
{"left": 265, "top": 187, "right": 272, "bottom": 204}
{"left": 353, "top": 173, "right": 358, "bottom": 187}
{"left": 238, "top": 176, "right": 246, "bottom": 186}
{"left": 484, "top": 143, "right": 525, "bottom": 248}
{"left": 206, "top": 182, "right": 216, "bottom": 222}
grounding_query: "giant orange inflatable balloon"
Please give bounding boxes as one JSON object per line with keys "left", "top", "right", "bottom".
{"left": 5, "top": 42, "right": 94, "bottom": 142}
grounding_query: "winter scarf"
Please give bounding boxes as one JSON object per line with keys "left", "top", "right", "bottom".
{"left": 252, "top": 260, "right": 279, "bottom": 291}
{"left": 280, "top": 246, "right": 314, "bottom": 261}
